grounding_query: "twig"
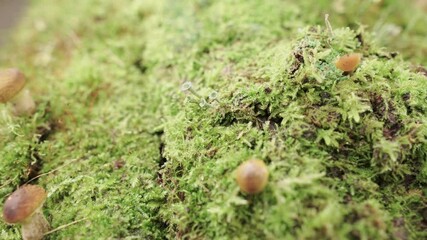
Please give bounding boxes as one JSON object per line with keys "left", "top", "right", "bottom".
{"left": 325, "top": 14, "right": 334, "bottom": 37}
{"left": 44, "top": 217, "right": 89, "bottom": 236}
{"left": 25, "top": 158, "right": 80, "bottom": 184}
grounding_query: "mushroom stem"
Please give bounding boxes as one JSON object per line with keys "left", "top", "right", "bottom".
{"left": 21, "top": 209, "right": 50, "bottom": 240}
{"left": 10, "top": 89, "right": 36, "bottom": 116}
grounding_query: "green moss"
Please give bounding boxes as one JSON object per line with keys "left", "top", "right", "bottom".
{"left": 0, "top": 0, "right": 426, "bottom": 239}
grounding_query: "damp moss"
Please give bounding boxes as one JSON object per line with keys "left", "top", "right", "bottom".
{"left": 0, "top": 0, "right": 426, "bottom": 239}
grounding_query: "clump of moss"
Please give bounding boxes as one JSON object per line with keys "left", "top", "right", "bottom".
{"left": 147, "top": 1, "right": 427, "bottom": 238}
{"left": 156, "top": 23, "right": 426, "bottom": 238}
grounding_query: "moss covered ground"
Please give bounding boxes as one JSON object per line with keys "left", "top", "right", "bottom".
{"left": 0, "top": 0, "right": 426, "bottom": 239}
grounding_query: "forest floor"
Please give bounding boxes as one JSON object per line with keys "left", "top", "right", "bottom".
{"left": 0, "top": 0, "right": 27, "bottom": 46}
{"left": 0, "top": 0, "right": 426, "bottom": 239}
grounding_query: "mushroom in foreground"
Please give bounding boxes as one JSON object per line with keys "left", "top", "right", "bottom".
{"left": 0, "top": 68, "right": 36, "bottom": 116}
{"left": 236, "top": 159, "right": 269, "bottom": 194}
{"left": 2, "top": 185, "right": 49, "bottom": 240}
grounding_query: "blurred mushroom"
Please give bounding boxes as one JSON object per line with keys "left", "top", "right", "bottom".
{"left": 2, "top": 185, "right": 49, "bottom": 240}
{"left": 0, "top": 68, "right": 36, "bottom": 116}
{"left": 335, "top": 53, "right": 362, "bottom": 72}
{"left": 236, "top": 159, "right": 269, "bottom": 194}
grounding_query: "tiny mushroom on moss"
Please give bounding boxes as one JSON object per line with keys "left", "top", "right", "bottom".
{"left": 236, "top": 159, "right": 269, "bottom": 194}
{"left": 335, "top": 53, "right": 362, "bottom": 72}
{"left": 2, "top": 185, "right": 50, "bottom": 240}
{"left": 0, "top": 68, "right": 36, "bottom": 116}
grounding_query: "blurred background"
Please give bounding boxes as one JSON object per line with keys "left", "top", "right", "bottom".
{"left": 0, "top": 0, "right": 427, "bottom": 64}
{"left": 0, "top": 0, "right": 426, "bottom": 63}
{"left": 0, "top": 0, "right": 27, "bottom": 46}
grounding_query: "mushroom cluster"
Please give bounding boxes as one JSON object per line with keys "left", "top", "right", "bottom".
{"left": 2, "top": 185, "right": 49, "bottom": 240}
{"left": 0, "top": 68, "right": 36, "bottom": 116}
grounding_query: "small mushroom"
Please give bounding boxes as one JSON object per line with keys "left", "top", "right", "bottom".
{"left": 236, "top": 159, "right": 269, "bottom": 194}
{"left": 335, "top": 53, "right": 362, "bottom": 72}
{"left": 2, "top": 185, "right": 50, "bottom": 240}
{"left": 0, "top": 68, "right": 36, "bottom": 116}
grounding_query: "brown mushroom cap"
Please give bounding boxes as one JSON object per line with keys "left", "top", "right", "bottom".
{"left": 236, "top": 159, "right": 269, "bottom": 194}
{"left": 2, "top": 185, "right": 47, "bottom": 224}
{"left": 0, "top": 68, "right": 26, "bottom": 103}
{"left": 335, "top": 53, "right": 362, "bottom": 72}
